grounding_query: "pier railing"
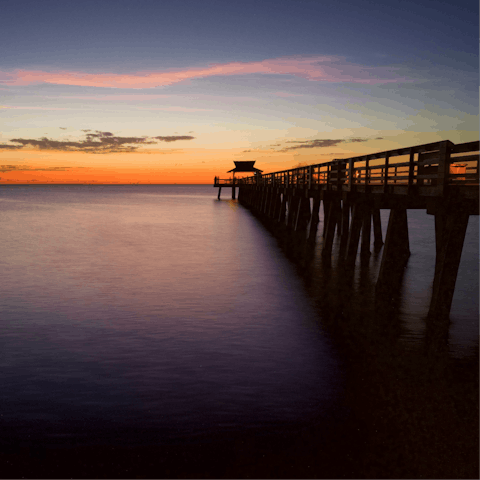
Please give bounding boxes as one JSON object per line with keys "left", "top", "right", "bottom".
{"left": 215, "top": 140, "right": 479, "bottom": 195}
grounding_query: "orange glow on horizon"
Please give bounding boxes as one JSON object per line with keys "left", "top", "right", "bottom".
{"left": 2, "top": 131, "right": 468, "bottom": 184}
{"left": 0, "top": 147, "right": 335, "bottom": 184}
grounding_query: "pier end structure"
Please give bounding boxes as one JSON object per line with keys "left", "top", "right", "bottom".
{"left": 215, "top": 140, "right": 479, "bottom": 319}
{"left": 214, "top": 161, "right": 263, "bottom": 200}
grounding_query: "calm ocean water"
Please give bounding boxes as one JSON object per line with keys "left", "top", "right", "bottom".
{"left": 0, "top": 185, "right": 478, "bottom": 474}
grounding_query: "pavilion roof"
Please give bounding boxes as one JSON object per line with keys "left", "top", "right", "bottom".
{"left": 227, "top": 161, "right": 263, "bottom": 173}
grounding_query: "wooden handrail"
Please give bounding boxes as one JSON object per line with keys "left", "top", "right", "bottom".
{"left": 216, "top": 140, "right": 479, "bottom": 191}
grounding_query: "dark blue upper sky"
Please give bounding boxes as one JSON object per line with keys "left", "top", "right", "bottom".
{"left": 1, "top": 0, "right": 477, "bottom": 71}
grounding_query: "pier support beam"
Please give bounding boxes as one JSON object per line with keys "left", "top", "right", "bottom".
{"left": 268, "top": 191, "right": 278, "bottom": 218}
{"left": 344, "top": 202, "right": 367, "bottom": 268}
{"left": 308, "top": 197, "right": 321, "bottom": 242}
{"left": 339, "top": 200, "right": 350, "bottom": 255}
{"left": 258, "top": 189, "right": 265, "bottom": 212}
{"left": 322, "top": 199, "right": 341, "bottom": 258}
{"left": 372, "top": 208, "right": 384, "bottom": 250}
{"left": 217, "top": 187, "right": 222, "bottom": 200}
{"left": 361, "top": 205, "right": 372, "bottom": 258}
{"left": 429, "top": 209, "right": 469, "bottom": 318}
{"left": 278, "top": 193, "right": 287, "bottom": 224}
{"left": 322, "top": 199, "right": 330, "bottom": 237}
{"left": 295, "top": 196, "right": 311, "bottom": 232}
{"left": 287, "top": 195, "right": 299, "bottom": 229}
{"left": 376, "top": 208, "right": 410, "bottom": 296}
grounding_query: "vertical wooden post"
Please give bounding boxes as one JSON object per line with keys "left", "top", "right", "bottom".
{"left": 259, "top": 189, "right": 266, "bottom": 212}
{"left": 254, "top": 188, "right": 261, "bottom": 210}
{"left": 218, "top": 187, "right": 222, "bottom": 200}
{"left": 259, "top": 189, "right": 264, "bottom": 211}
{"left": 348, "top": 158, "right": 355, "bottom": 192}
{"left": 322, "top": 199, "right": 330, "bottom": 237}
{"left": 295, "top": 195, "right": 311, "bottom": 232}
{"left": 429, "top": 209, "right": 470, "bottom": 318}
{"left": 287, "top": 195, "right": 298, "bottom": 228}
{"left": 322, "top": 199, "right": 340, "bottom": 258}
{"left": 436, "top": 141, "right": 452, "bottom": 196}
{"left": 232, "top": 173, "right": 236, "bottom": 199}
{"left": 337, "top": 201, "right": 343, "bottom": 237}
{"left": 361, "top": 205, "right": 372, "bottom": 257}
{"left": 308, "top": 196, "right": 321, "bottom": 242}
{"left": 263, "top": 189, "right": 270, "bottom": 215}
{"left": 263, "top": 189, "right": 270, "bottom": 214}
{"left": 336, "top": 161, "right": 343, "bottom": 191}
{"left": 278, "top": 192, "right": 287, "bottom": 224}
{"left": 376, "top": 208, "right": 411, "bottom": 295}
{"left": 408, "top": 149, "right": 415, "bottom": 193}
{"left": 348, "top": 158, "right": 354, "bottom": 191}
{"left": 344, "top": 202, "right": 366, "bottom": 268}
{"left": 272, "top": 192, "right": 281, "bottom": 219}
{"left": 477, "top": 150, "right": 479, "bottom": 181}
{"left": 365, "top": 158, "right": 370, "bottom": 187}
{"left": 417, "top": 153, "right": 425, "bottom": 187}
{"left": 339, "top": 199, "right": 350, "bottom": 255}
{"left": 372, "top": 208, "right": 384, "bottom": 249}
{"left": 268, "top": 190, "right": 276, "bottom": 217}
{"left": 383, "top": 155, "right": 389, "bottom": 194}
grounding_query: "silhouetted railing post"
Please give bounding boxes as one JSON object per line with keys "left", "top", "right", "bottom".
{"left": 348, "top": 158, "right": 354, "bottom": 191}
{"left": 436, "top": 141, "right": 452, "bottom": 196}
{"left": 408, "top": 148, "right": 415, "bottom": 193}
{"left": 383, "top": 155, "right": 389, "bottom": 193}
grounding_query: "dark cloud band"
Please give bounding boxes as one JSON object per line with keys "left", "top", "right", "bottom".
{"left": 0, "top": 131, "right": 195, "bottom": 154}
{"left": 281, "top": 137, "right": 370, "bottom": 151}
{"left": 0, "top": 165, "right": 72, "bottom": 172}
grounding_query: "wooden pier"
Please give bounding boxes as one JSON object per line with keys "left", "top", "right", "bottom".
{"left": 214, "top": 140, "right": 479, "bottom": 318}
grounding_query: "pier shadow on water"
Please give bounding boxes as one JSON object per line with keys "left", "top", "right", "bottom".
{"left": 240, "top": 199, "right": 479, "bottom": 479}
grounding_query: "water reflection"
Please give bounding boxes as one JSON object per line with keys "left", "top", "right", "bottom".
{"left": 242, "top": 197, "right": 478, "bottom": 477}
{"left": 0, "top": 186, "right": 477, "bottom": 478}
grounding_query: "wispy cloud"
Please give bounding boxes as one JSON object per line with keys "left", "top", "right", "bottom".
{"left": 0, "top": 165, "right": 73, "bottom": 172}
{"left": 282, "top": 139, "right": 343, "bottom": 150}
{"left": 0, "top": 144, "right": 19, "bottom": 150}
{"left": 154, "top": 135, "right": 195, "bottom": 142}
{"left": 0, "top": 56, "right": 412, "bottom": 89}
{"left": 1, "top": 131, "right": 196, "bottom": 154}
{"left": 281, "top": 137, "right": 370, "bottom": 151}
{"left": 0, "top": 105, "right": 71, "bottom": 111}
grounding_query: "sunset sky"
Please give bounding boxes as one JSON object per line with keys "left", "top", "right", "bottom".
{"left": 0, "top": 0, "right": 477, "bottom": 184}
